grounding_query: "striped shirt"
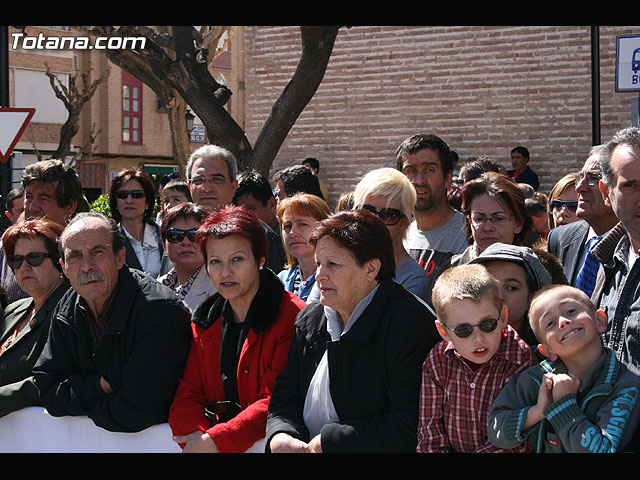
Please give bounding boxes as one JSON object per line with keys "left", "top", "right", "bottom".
{"left": 417, "top": 325, "right": 536, "bottom": 453}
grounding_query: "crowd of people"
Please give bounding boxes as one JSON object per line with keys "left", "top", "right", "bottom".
{"left": 0, "top": 126, "right": 639, "bottom": 453}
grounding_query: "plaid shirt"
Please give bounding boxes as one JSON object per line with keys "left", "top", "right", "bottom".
{"left": 417, "top": 325, "right": 536, "bottom": 453}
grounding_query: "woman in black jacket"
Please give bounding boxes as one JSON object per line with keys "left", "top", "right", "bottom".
{"left": 0, "top": 219, "right": 69, "bottom": 417}
{"left": 109, "top": 168, "right": 168, "bottom": 278}
{"left": 266, "top": 209, "right": 441, "bottom": 453}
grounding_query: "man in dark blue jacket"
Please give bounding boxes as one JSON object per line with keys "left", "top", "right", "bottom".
{"left": 33, "top": 212, "right": 191, "bottom": 433}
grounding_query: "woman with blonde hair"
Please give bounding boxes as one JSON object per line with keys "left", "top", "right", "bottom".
{"left": 547, "top": 172, "right": 580, "bottom": 230}
{"left": 276, "top": 193, "right": 331, "bottom": 302}
{"left": 352, "top": 167, "right": 428, "bottom": 299}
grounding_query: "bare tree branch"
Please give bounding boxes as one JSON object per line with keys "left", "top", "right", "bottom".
{"left": 42, "top": 64, "right": 109, "bottom": 163}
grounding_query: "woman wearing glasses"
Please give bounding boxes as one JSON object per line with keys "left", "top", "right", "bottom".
{"left": 452, "top": 172, "right": 532, "bottom": 265}
{"left": 276, "top": 194, "right": 331, "bottom": 302}
{"left": 351, "top": 167, "right": 429, "bottom": 299}
{"left": 0, "top": 219, "right": 69, "bottom": 417}
{"left": 169, "top": 205, "right": 306, "bottom": 453}
{"left": 158, "top": 203, "right": 216, "bottom": 312}
{"left": 109, "top": 168, "right": 169, "bottom": 278}
{"left": 547, "top": 172, "right": 580, "bottom": 229}
{"left": 266, "top": 210, "right": 440, "bottom": 453}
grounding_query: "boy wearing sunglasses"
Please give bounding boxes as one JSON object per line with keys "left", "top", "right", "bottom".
{"left": 488, "top": 284, "right": 640, "bottom": 453}
{"left": 416, "top": 264, "right": 536, "bottom": 452}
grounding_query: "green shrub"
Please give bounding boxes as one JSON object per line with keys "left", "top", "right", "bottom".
{"left": 89, "top": 194, "right": 161, "bottom": 220}
{"left": 90, "top": 194, "right": 111, "bottom": 217}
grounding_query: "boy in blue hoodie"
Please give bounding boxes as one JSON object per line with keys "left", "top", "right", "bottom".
{"left": 488, "top": 284, "right": 640, "bottom": 453}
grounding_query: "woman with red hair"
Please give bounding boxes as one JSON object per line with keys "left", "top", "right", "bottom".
{"left": 169, "top": 205, "right": 306, "bottom": 453}
{"left": 0, "top": 219, "right": 69, "bottom": 417}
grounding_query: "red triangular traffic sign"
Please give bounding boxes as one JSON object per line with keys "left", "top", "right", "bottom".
{"left": 0, "top": 107, "right": 36, "bottom": 163}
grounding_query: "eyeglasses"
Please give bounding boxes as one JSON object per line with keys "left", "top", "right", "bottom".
{"left": 165, "top": 228, "right": 198, "bottom": 243}
{"left": 549, "top": 200, "right": 578, "bottom": 214}
{"left": 190, "top": 174, "right": 228, "bottom": 187}
{"left": 574, "top": 171, "right": 601, "bottom": 187}
{"left": 443, "top": 317, "right": 500, "bottom": 338}
{"left": 204, "top": 400, "right": 242, "bottom": 426}
{"left": 358, "top": 204, "right": 405, "bottom": 226}
{"left": 469, "top": 214, "right": 513, "bottom": 227}
{"left": 114, "top": 189, "right": 145, "bottom": 199}
{"left": 7, "top": 252, "right": 52, "bottom": 270}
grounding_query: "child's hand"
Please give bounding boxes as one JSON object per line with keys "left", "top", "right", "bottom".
{"left": 550, "top": 372, "right": 580, "bottom": 402}
{"left": 523, "top": 373, "right": 554, "bottom": 430}
{"left": 537, "top": 373, "right": 554, "bottom": 410}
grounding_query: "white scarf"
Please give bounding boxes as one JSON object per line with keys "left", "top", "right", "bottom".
{"left": 302, "top": 283, "right": 380, "bottom": 437}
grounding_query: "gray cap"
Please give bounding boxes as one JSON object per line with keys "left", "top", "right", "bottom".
{"left": 469, "top": 242, "right": 552, "bottom": 291}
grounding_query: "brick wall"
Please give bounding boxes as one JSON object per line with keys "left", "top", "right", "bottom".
{"left": 244, "top": 26, "right": 639, "bottom": 208}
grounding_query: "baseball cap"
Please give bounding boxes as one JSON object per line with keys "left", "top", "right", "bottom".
{"left": 469, "top": 242, "right": 552, "bottom": 291}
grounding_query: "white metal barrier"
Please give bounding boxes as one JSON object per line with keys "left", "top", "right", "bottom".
{"left": 0, "top": 407, "right": 265, "bottom": 453}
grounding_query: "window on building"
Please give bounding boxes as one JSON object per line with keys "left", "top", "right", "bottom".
{"left": 122, "top": 71, "right": 142, "bottom": 144}
{"left": 75, "top": 162, "right": 107, "bottom": 203}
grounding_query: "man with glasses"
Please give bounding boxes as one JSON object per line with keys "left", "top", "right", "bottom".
{"left": 396, "top": 134, "right": 468, "bottom": 304}
{"left": 548, "top": 146, "right": 618, "bottom": 292}
{"left": 33, "top": 212, "right": 191, "bottom": 432}
{"left": 186, "top": 144, "right": 238, "bottom": 210}
{"left": 592, "top": 126, "right": 640, "bottom": 376}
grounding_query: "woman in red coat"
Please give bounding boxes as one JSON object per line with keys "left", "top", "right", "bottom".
{"left": 169, "top": 205, "right": 306, "bottom": 453}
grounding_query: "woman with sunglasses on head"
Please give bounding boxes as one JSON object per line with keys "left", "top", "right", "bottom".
{"left": 352, "top": 167, "right": 429, "bottom": 299}
{"left": 109, "top": 168, "right": 169, "bottom": 278}
{"left": 169, "top": 205, "right": 306, "bottom": 453}
{"left": 0, "top": 219, "right": 69, "bottom": 418}
{"left": 452, "top": 172, "right": 532, "bottom": 265}
{"left": 547, "top": 172, "right": 580, "bottom": 230}
{"left": 275, "top": 194, "right": 331, "bottom": 302}
{"left": 158, "top": 203, "right": 216, "bottom": 312}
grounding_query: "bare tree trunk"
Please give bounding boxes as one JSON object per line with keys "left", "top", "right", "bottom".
{"left": 251, "top": 26, "right": 339, "bottom": 176}
{"left": 79, "top": 26, "right": 341, "bottom": 177}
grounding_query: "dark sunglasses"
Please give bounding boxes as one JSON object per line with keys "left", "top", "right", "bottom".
{"left": 549, "top": 200, "right": 578, "bottom": 214}
{"left": 443, "top": 317, "right": 500, "bottom": 338}
{"left": 114, "top": 189, "right": 145, "bottom": 199}
{"left": 205, "top": 400, "right": 242, "bottom": 427}
{"left": 358, "top": 204, "right": 405, "bottom": 226}
{"left": 7, "top": 252, "right": 52, "bottom": 270}
{"left": 165, "top": 228, "right": 198, "bottom": 243}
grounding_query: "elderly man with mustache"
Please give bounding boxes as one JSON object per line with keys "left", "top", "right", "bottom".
{"left": 33, "top": 212, "right": 192, "bottom": 433}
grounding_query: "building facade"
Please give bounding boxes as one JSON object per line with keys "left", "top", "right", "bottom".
{"left": 5, "top": 26, "right": 244, "bottom": 203}
{"left": 5, "top": 26, "right": 639, "bottom": 210}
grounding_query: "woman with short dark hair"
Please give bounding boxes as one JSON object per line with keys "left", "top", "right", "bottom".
{"left": 266, "top": 209, "right": 440, "bottom": 453}
{"left": 169, "top": 205, "right": 306, "bottom": 453}
{"left": 158, "top": 203, "right": 215, "bottom": 312}
{"left": 0, "top": 219, "right": 69, "bottom": 417}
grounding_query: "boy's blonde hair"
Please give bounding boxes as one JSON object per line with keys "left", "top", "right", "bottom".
{"left": 432, "top": 264, "right": 503, "bottom": 324}
{"left": 528, "top": 284, "right": 597, "bottom": 341}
